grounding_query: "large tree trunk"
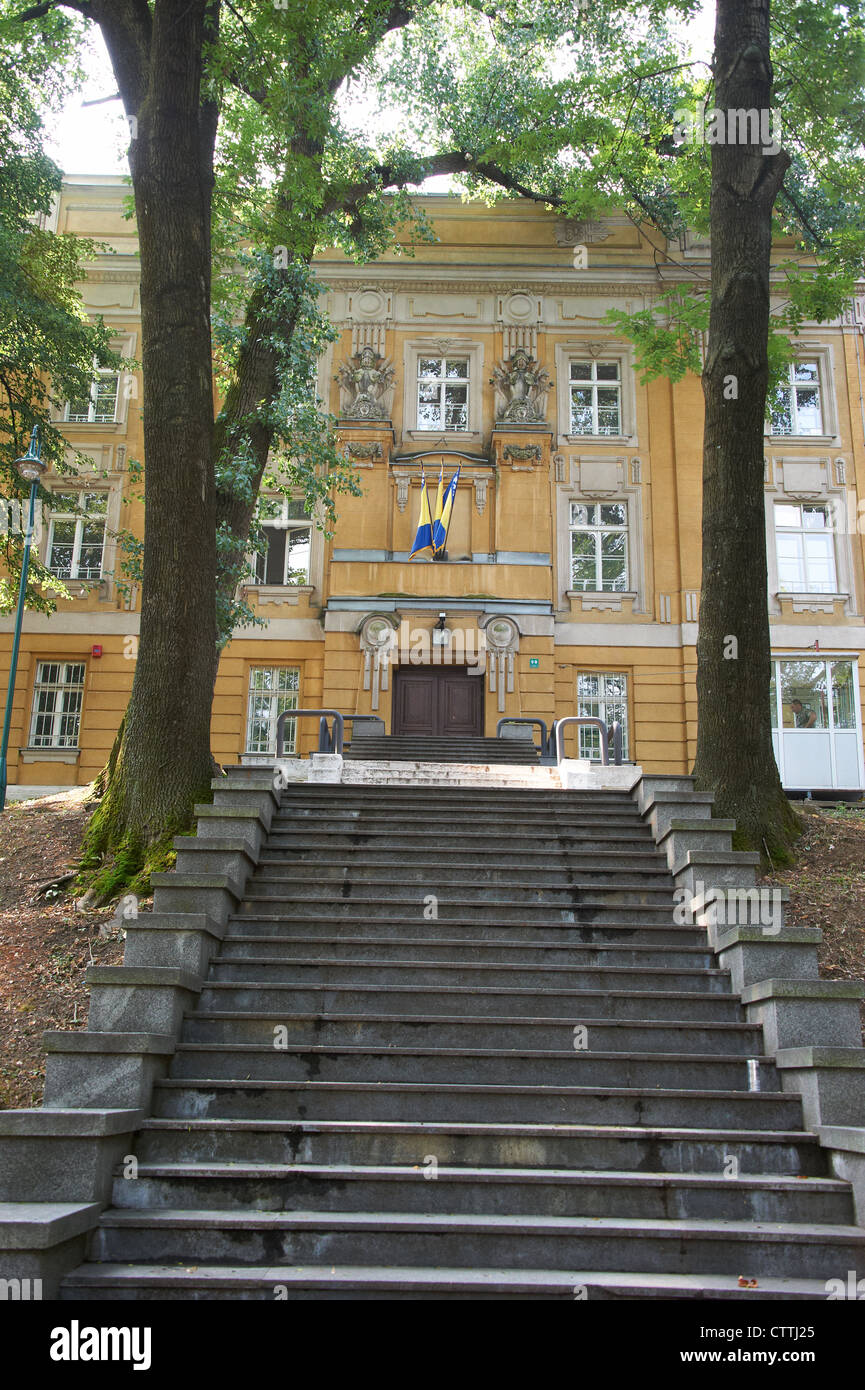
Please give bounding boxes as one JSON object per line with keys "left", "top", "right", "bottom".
{"left": 83, "top": 0, "right": 221, "bottom": 882}
{"left": 693, "top": 0, "right": 800, "bottom": 859}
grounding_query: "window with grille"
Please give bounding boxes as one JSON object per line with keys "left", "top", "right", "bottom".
{"left": 577, "top": 671, "right": 629, "bottom": 760}
{"left": 416, "top": 357, "right": 469, "bottom": 431}
{"left": 774, "top": 502, "right": 837, "bottom": 593}
{"left": 249, "top": 498, "right": 312, "bottom": 586}
{"left": 47, "top": 493, "right": 107, "bottom": 580}
{"left": 570, "top": 502, "right": 628, "bottom": 591}
{"left": 770, "top": 361, "right": 823, "bottom": 436}
{"left": 246, "top": 667, "right": 300, "bottom": 754}
{"left": 569, "top": 360, "right": 621, "bottom": 435}
{"left": 28, "top": 661, "right": 85, "bottom": 748}
{"left": 66, "top": 365, "right": 119, "bottom": 424}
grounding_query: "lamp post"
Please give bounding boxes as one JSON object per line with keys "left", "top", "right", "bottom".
{"left": 0, "top": 427, "right": 47, "bottom": 812}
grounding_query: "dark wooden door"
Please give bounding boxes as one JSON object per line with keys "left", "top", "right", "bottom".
{"left": 392, "top": 666, "right": 483, "bottom": 736}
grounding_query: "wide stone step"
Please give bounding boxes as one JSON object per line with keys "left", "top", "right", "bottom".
{"left": 263, "top": 829, "right": 655, "bottom": 852}
{"left": 167, "top": 1042, "right": 774, "bottom": 1087}
{"left": 151, "top": 1079, "right": 806, "bottom": 1127}
{"left": 194, "top": 981, "right": 747, "bottom": 1026}
{"left": 133, "top": 1117, "right": 832, "bottom": 1177}
{"left": 58, "top": 1263, "right": 844, "bottom": 1301}
{"left": 253, "top": 863, "right": 671, "bottom": 887}
{"left": 238, "top": 893, "right": 675, "bottom": 920}
{"left": 199, "top": 968, "right": 738, "bottom": 1012}
{"left": 210, "top": 952, "right": 730, "bottom": 992}
{"left": 88, "top": 1208, "right": 865, "bottom": 1278}
{"left": 108, "top": 1164, "right": 854, "bottom": 1225}
{"left": 228, "top": 914, "right": 707, "bottom": 945}
{"left": 262, "top": 843, "right": 658, "bottom": 865}
{"left": 216, "top": 936, "right": 719, "bottom": 972}
{"left": 273, "top": 806, "right": 648, "bottom": 822}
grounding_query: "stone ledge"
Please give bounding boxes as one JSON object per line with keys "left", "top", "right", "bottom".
{"left": 714, "top": 920, "right": 814, "bottom": 950}
{"left": 817, "top": 1126, "right": 865, "bottom": 1154}
{"left": 0, "top": 1202, "right": 102, "bottom": 1250}
{"left": 742, "top": 979, "right": 865, "bottom": 1003}
{"left": 0, "top": 1109, "right": 144, "bottom": 1138}
{"left": 84, "top": 966, "right": 202, "bottom": 992}
{"left": 776, "top": 1048, "right": 865, "bottom": 1069}
{"left": 43, "top": 1031, "right": 176, "bottom": 1056}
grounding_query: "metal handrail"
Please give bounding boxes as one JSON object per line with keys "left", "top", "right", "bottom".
{"left": 496, "top": 716, "right": 548, "bottom": 751}
{"left": 553, "top": 716, "right": 623, "bottom": 767}
{"left": 275, "top": 708, "right": 345, "bottom": 758}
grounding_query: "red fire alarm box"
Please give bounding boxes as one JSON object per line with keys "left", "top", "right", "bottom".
{"left": 91, "top": 644, "right": 103, "bottom": 658}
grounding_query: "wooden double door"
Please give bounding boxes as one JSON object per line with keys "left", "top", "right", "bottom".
{"left": 392, "top": 665, "right": 484, "bottom": 737}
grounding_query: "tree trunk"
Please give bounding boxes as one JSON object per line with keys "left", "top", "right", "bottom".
{"left": 693, "top": 0, "right": 800, "bottom": 859}
{"left": 83, "top": 1, "right": 221, "bottom": 880}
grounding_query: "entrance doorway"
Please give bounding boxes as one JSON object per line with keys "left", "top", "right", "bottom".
{"left": 392, "top": 665, "right": 484, "bottom": 737}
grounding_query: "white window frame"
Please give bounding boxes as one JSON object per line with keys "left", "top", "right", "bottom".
{"left": 765, "top": 346, "right": 839, "bottom": 442}
{"left": 28, "top": 661, "right": 86, "bottom": 748}
{"left": 567, "top": 360, "right": 622, "bottom": 436}
{"left": 46, "top": 491, "right": 108, "bottom": 581}
{"left": 774, "top": 501, "right": 838, "bottom": 594}
{"left": 403, "top": 341, "right": 484, "bottom": 443}
{"left": 244, "top": 666, "right": 300, "bottom": 755}
{"left": 555, "top": 342, "right": 637, "bottom": 445}
{"left": 249, "top": 497, "right": 313, "bottom": 587}
{"left": 763, "top": 459, "right": 855, "bottom": 615}
{"left": 576, "top": 670, "right": 630, "bottom": 760}
{"left": 569, "top": 501, "right": 629, "bottom": 592}
{"left": 65, "top": 362, "right": 120, "bottom": 424}
{"left": 415, "top": 355, "right": 470, "bottom": 434}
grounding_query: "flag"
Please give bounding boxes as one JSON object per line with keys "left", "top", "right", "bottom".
{"left": 431, "top": 461, "right": 444, "bottom": 549}
{"left": 409, "top": 470, "right": 434, "bottom": 559}
{"left": 432, "top": 465, "right": 460, "bottom": 554}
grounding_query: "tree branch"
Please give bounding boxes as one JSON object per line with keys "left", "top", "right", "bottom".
{"left": 321, "top": 149, "right": 565, "bottom": 216}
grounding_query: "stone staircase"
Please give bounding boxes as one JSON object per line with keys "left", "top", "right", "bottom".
{"left": 343, "top": 734, "right": 541, "bottom": 765}
{"left": 58, "top": 781, "right": 865, "bottom": 1299}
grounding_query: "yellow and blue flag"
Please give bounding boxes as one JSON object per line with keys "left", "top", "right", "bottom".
{"left": 409, "top": 470, "right": 434, "bottom": 559}
{"left": 432, "top": 464, "right": 460, "bottom": 554}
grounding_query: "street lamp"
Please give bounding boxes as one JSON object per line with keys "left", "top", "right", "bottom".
{"left": 0, "top": 427, "right": 47, "bottom": 812}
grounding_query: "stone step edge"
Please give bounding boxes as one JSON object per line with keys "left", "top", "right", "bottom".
{"left": 57, "top": 1263, "right": 842, "bottom": 1298}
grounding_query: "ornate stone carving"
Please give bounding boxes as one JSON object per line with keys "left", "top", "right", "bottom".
{"left": 346, "top": 441, "right": 383, "bottom": 461}
{"left": 490, "top": 350, "right": 551, "bottom": 424}
{"left": 555, "top": 218, "right": 611, "bottom": 247}
{"left": 503, "top": 444, "right": 542, "bottom": 463}
{"left": 335, "top": 346, "right": 396, "bottom": 420}
{"left": 358, "top": 614, "right": 398, "bottom": 710}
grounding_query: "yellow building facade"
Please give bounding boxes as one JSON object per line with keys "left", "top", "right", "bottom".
{"left": 3, "top": 175, "right": 865, "bottom": 793}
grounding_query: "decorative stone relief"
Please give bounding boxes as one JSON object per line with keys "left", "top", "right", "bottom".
{"left": 474, "top": 476, "right": 489, "bottom": 515}
{"left": 555, "top": 218, "right": 611, "bottom": 247}
{"left": 553, "top": 453, "right": 567, "bottom": 483}
{"left": 500, "top": 444, "right": 542, "bottom": 467}
{"left": 491, "top": 349, "right": 551, "bottom": 425}
{"left": 336, "top": 345, "right": 396, "bottom": 420}
{"left": 392, "top": 470, "right": 411, "bottom": 512}
{"left": 346, "top": 441, "right": 383, "bottom": 463}
{"left": 358, "top": 614, "right": 398, "bottom": 710}
{"left": 482, "top": 616, "right": 519, "bottom": 713}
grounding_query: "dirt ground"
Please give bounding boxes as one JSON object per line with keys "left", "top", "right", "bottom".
{"left": 763, "top": 801, "right": 865, "bottom": 1037}
{"left": 0, "top": 788, "right": 125, "bottom": 1109}
{"left": 0, "top": 789, "right": 862, "bottom": 1110}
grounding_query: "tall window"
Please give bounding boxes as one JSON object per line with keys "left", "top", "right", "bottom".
{"left": 416, "top": 357, "right": 469, "bottom": 431}
{"left": 47, "top": 493, "right": 107, "bottom": 580}
{"left": 569, "top": 360, "right": 621, "bottom": 435}
{"left": 770, "top": 361, "right": 823, "bottom": 436}
{"left": 577, "top": 671, "right": 629, "bottom": 759}
{"left": 246, "top": 666, "right": 300, "bottom": 754}
{"left": 774, "top": 502, "right": 837, "bottom": 593}
{"left": 250, "top": 498, "right": 312, "bottom": 586}
{"left": 570, "top": 502, "right": 628, "bottom": 591}
{"left": 66, "top": 365, "right": 119, "bottom": 424}
{"left": 29, "top": 662, "right": 85, "bottom": 748}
